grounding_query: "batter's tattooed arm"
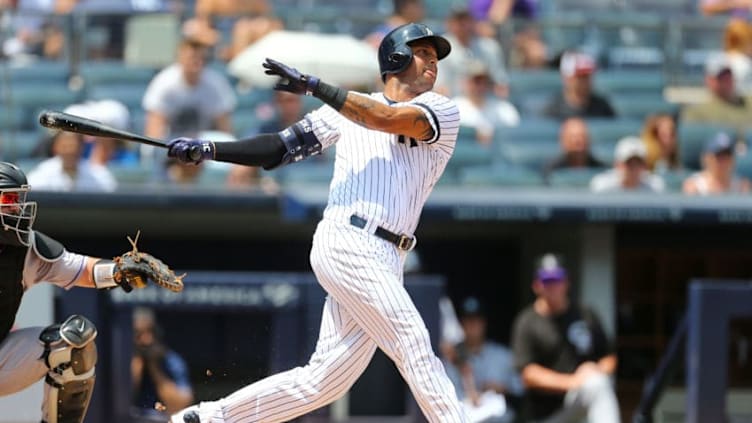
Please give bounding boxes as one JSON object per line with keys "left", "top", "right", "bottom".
{"left": 339, "top": 93, "right": 435, "bottom": 142}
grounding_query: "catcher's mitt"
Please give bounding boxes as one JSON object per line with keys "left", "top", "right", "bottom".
{"left": 113, "top": 232, "right": 184, "bottom": 292}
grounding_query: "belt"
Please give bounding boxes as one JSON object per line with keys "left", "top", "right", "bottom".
{"left": 349, "top": 214, "right": 416, "bottom": 251}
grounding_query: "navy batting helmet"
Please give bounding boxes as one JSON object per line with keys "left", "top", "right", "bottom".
{"left": 378, "top": 23, "right": 451, "bottom": 82}
{"left": 0, "top": 162, "right": 27, "bottom": 189}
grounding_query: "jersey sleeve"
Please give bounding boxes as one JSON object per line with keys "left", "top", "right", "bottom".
{"left": 305, "top": 104, "right": 342, "bottom": 150}
{"left": 23, "top": 249, "right": 86, "bottom": 290}
{"left": 408, "top": 91, "right": 460, "bottom": 146}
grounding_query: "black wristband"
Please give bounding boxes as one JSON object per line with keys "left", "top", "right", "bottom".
{"left": 313, "top": 81, "right": 348, "bottom": 111}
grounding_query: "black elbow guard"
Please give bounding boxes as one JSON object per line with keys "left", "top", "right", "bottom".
{"left": 269, "top": 118, "right": 322, "bottom": 169}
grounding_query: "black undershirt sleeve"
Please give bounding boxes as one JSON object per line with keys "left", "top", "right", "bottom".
{"left": 213, "top": 133, "right": 286, "bottom": 170}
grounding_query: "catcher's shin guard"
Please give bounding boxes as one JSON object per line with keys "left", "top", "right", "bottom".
{"left": 38, "top": 315, "right": 97, "bottom": 423}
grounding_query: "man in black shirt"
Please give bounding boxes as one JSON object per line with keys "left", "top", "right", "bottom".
{"left": 543, "top": 51, "right": 616, "bottom": 120}
{"left": 511, "top": 253, "right": 620, "bottom": 423}
{"left": 542, "top": 117, "right": 605, "bottom": 182}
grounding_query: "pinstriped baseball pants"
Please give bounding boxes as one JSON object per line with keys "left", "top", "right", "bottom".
{"left": 211, "top": 219, "right": 467, "bottom": 422}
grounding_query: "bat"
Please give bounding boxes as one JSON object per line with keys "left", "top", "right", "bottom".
{"left": 38, "top": 110, "right": 168, "bottom": 148}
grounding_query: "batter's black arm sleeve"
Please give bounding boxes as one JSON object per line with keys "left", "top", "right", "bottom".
{"left": 213, "top": 133, "right": 286, "bottom": 170}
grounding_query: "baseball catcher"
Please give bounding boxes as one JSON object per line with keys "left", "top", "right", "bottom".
{"left": 0, "top": 162, "right": 182, "bottom": 423}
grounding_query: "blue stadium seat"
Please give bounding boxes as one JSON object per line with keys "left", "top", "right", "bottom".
{"left": 594, "top": 70, "right": 666, "bottom": 97}
{"left": 612, "top": 95, "right": 678, "bottom": 120}
{"left": 4, "top": 130, "right": 44, "bottom": 160}
{"left": 677, "top": 123, "right": 735, "bottom": 170}
{"left": 586, "top": 118, "right": 642, "bottom": 145}
{"left": 235, "top": 88, "right": 274, "bottom": 111}
{"left": 446, "top": 140, "right": 495, "bottom": 176}
{"left": 7, "top": 83, "right": 82, "bottom": 113}
{"left": 607, "top": 47, "right": 665, "bottom": 70}
{"left": 508, "top": 70, "right": 562, "bottom": 103}
{"left": 548, "top": 167, "right": 602, "bottom": 188}
{"left": 6, "top": 61, "right": 69, "bottom": 84}
{"left": 232, "top": 108, "right": 264, "bottom": 138}
{"left": 87, "top": 83, "right": 148, "bottom": 110}
{"left": 458, "top": 164, "right": 545, "bottom": 187}
{"left": 497, "top": 140, "right": 560, "bottom": 171}
{"left": 0, "top": 108, "right": 25, "bottom": 131}
{"left": 495, "top": 119, "right": 560, "bottom": 144}
{"left": 110, "top": 164, "right": 152, "bottom": 186}
{"left": 659, "top": 169, "right": 691, "bottom": 192}
{"left": 591, "top": 140, "right": 617, "bottom": 164}
{"left": 79, "top": 61, "right": 156, "bottom": 85}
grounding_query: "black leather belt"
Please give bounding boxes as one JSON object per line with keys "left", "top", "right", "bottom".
{"left": 349, "top": 214, "right": 416, "bottom": 251}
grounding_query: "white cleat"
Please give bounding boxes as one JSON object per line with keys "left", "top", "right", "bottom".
{"left": 170, "top": 402, "right": 220, "bottom": 423}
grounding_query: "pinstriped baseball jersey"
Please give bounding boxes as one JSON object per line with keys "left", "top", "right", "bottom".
{"left": 311, "top": 91, "right": 459, "bottom": 235}
{"left": 170, "top": 91, "right": 468, "bottom": 423}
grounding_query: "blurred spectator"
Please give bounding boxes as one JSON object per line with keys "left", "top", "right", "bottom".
{"left": 69, "top": 0, "right": 168, "bottom": 59}
{"left": 445, "top": 296, "right": 523, "bottom": 423}
{"left": 680, "top": 54, "right": 752, "bottom": 132}
{"left": 225, "top": 164, "right": 279, "bottom": 193}
{"left": 469, "top": 0, "right": 539, "bottom": 22}
{"left": 257, "top": 90, "right": 305, "bottom": 134}
{"left": 721, "top": 19, "right": 752, "bottom": 95}
{"left": 700, "top": 0, "right": 752, "bottom": 19}
{"left": 142, "top": 19, "right": 236, "bottom": 165}
{"left": 364, "top": 0, "right": 425, "bottom": 50}
{"left": 641, "top": 113, "right": 681, "bottom": 173}
{"left": 453, "top": 61, "right": 520, "bottom": 144}
{"left": 131, "top": 307, "right": 193, "bottom": 416}
{"left": 164, "top": 158, "right": 203, "bottom": 185}
{"left": 2, "top": 0, "right": 69, "bottom": 59}
{"left": 509, "top": 24, "right": 549, "bottom": 69}
{"left": 436, "top": 8, "right": 509, "bottom": 98}
{"left": 468, "top": 0, "right": 541, "bottom": 39}
{"left": 27, "top": 130, "right": 117, "bottom": 191}
{"left": 543, "top": 118, "right": 605, "bottom": 182}
{"left": 683, "top": 131, "right": 751, "bottom": 195}
{"left": 590, "top": 136, "right": 665, "bottom": 193}
{"left": 64, "top": 99, "right": 139, "bottom": 167}
{"left": 194, "top": 0, "right": 281, "bottom": 62}
{"left": 543, "top": 51, "right": 616, "bottom": 120}
{"left": 511, "top": 253, "right": 619, "bottom": 423}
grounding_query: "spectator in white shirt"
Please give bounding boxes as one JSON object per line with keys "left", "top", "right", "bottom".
{"left": 590, "top": 136, "right": 664, "bottom": 193}
{"left": 453, "top": 61, "right": 520, "bottom": 144}
{"left": 27, "top": 131, "right": 116, "bottom": 192}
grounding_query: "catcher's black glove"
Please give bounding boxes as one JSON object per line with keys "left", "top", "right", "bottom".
{"left": 262, "top": 58, "right": 320, "bottom": 96}
{"left": 113, "top": 232, "right": 184, "bottom": 293}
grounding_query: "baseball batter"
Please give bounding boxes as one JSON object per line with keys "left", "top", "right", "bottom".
{"left": 0, "top": 161, "right": 176, "bottom": 423}
{"left": 167, "top": 23, "right": 467, "bottom": 423}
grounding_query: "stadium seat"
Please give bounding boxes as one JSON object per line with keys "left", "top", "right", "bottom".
{"left": 87, "top": 83, "right": 148, "bottom": 111}
{"left": 6, "top": 60, "right": 69, "bottom": 84}
{"left": 497, "top": 140, "right": 560, "bottom": 171}
{"left": 594, "top": 70, "right": 666, "bottom": 97}
{"left": 4, "top": 130, "right": 44, "bottom": 160}
{"left": 508, "top": 70, "right": 562, "bottom": 103}
{"left": 611, "top": 96, "right": 678, "bottom": 120}
{"left": 607, "top": 47, "right": 665, "bottom": 70}
{"left": 495, "top": 119, "right": 560, "bottom": 144}
{"left": 110, "top": 164, "right": 152, "bottom": 186}
{"left": 235, "top": 88, "right": 274, "bottom": 111}
{"left": 458, "top": 164, "right": 545, "bottom": 187}
{"left": 548, "top": 167, "right": 603, "bottom": 189}
{"left": 659, "top": 169, "right": 691, "bottom": 192}
{"left": 591, "top": 140, "right": 617, "bottom": 164}
{"left": 7, "top": 83, "right": 82, "bottom": 112}
{"left": 124, "top": 13, "right": 180, "bottom": 68}
{"left": 79, "top": 61, "right": 156, "bottom": 86}
{"left": 232, "top": 108, "right": 264, "bottom": 138}
{"left": 0, "top": 108, "right": 25, "bottom": 131}
{"left": 586, "top": 118, "right": 643, "bottom": 145}
{"left": 677, "top": 123, "right": 735, "bottom": 170}
{"left": 447, "top": 141, "right": 494, "bottom": 174}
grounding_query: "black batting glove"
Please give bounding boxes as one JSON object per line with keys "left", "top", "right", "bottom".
{"left": 167, "top": 137, "right": 215, "bottom": 164}
{"left": 262, "top": 58, "right": 320, "bottom": 96}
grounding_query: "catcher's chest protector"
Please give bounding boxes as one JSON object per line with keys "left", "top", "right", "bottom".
{"left": 0, "top": 244, "right": 26, "bottom": 344}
